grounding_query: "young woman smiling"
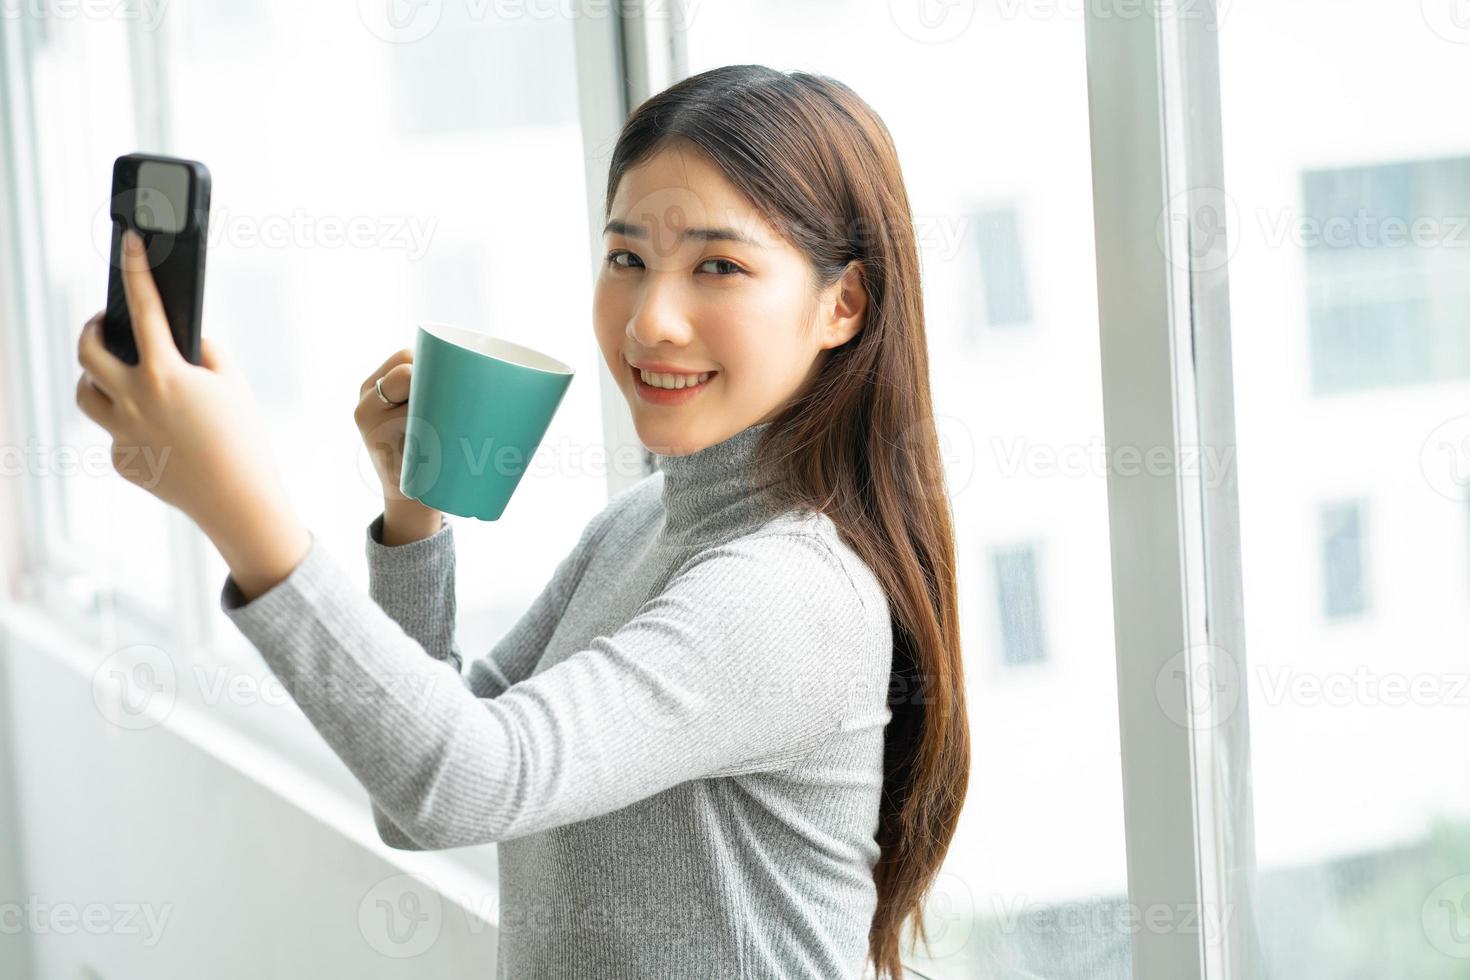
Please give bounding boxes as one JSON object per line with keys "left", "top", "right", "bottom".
{"left": 75, "top": 64, "right": 969, "bottom": 979}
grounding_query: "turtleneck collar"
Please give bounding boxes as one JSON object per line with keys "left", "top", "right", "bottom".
{"left": 653, "top": 420, "right": 784, "bottom": 537}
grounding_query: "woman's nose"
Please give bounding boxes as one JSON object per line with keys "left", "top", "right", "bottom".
{"left": 626, "top": 279, "right": 693, "bottom": 348}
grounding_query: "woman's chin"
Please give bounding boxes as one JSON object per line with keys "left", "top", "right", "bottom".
{"left": 632, "top": 414, "right": 704, "bottom": 457}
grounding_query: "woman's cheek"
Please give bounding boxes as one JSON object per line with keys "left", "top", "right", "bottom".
{"left": 591, "top": 296, "right": 622, "bottom": 364}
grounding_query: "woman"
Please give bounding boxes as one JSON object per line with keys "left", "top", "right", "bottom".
{"left": 75, "top": 64, "right": 969, "bottom": 980}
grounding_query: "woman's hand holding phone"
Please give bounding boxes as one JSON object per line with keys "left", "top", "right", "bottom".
{"left": 76, "top": 229, "right": 311, "bottom": 602}
{"left": 355, "top": 349, "right": 446, "bottom": 545}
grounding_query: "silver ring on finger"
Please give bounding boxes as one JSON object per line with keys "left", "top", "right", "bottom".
{"left": 375, "top": 376, "right": 406, "bottom": 407}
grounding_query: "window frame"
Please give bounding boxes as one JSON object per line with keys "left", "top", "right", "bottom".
{"left": 1084, "top": 2, "right": 1260, "bottom": 977}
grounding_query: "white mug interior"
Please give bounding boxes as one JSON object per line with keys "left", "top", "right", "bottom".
{"left": 419, "top": 321, "right": 574, "bottom": 375}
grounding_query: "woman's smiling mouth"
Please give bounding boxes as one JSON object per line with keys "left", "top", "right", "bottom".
{"left": 627, "top": 358, "right": 719, "bottom": 406}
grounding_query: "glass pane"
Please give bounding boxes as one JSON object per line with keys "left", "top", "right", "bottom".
{"left": 23, "top": 14, "right": 177, "bottom": 625}
{"left": 157, "top": 4, "right": 605, "bottom": 660}
{"left": 684, "top": 4, "right": 1129, "bottom": 976}
{"left": 1218, "top": 3, "right": 1470, "bottom": 974}
{"left": 14, "top": 6, "right": 608, "bottom": 814}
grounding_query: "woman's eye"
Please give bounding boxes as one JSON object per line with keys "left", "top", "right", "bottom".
{"left": 697, "top": 258, "right": 745, "bottom": 276}
{"left": 604, "top": 250, "right": 743, "bottom": 276}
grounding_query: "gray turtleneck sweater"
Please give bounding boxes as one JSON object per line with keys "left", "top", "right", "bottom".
{"left": 219, "top": 420, "right": 894, "bottom": 979}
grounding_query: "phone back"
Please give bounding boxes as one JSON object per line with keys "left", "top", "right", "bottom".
{"left": 103, "top": 153, "right": 211, "bottom": 366}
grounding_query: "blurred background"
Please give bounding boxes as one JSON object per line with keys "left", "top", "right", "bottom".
{"left": 0, "top": 1, "right": 1466, "bottom": 978}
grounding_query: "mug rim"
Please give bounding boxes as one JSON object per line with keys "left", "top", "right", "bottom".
{"left": 418, "top": 322, "right": 575, "bottom": 376}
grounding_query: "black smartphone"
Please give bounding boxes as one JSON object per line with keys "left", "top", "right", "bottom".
{"left": 103, "top": 152, "right": 211, "bottom": 365}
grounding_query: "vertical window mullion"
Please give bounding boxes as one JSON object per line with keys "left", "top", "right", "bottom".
{"left": 1084, "top": 1, "right": 1258, "bottom": 978}
{"left": 1161, "top": 4, "right": 1263, "bottom": 977}
{"left": 572, "top": 4, "right": 658, "bottom": 499}
{"left": 0, "top": 16, "right": 61, "bottom": 612}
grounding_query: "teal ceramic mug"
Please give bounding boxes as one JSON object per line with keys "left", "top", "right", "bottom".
{"left": 400, "top": 322, "right": 575, "bottom": 521}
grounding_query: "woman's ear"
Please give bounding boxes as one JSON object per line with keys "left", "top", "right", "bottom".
{"left": 819, "top": 261, "right": 868, "bottom": 350}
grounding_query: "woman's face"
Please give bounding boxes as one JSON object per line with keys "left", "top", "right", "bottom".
{"left": 593, "top": 143, "right": 864, "bottom": 457}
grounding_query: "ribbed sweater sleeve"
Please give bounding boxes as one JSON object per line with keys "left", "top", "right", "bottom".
{"left": 362, "top": 511, "right": 463, "bottom": 849}
{"left": 360, "top": 500, "right": 625, "bottom": 848}
{"left": 364, "top": 512, "right": 461, "bottom": 670}
{"left": 220, "top": 519, "right": 872, "bottom": 851}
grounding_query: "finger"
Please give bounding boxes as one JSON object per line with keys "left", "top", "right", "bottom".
{"left": 82, "top": 367, "right": 118, "bottom": 401}
{"left": 369, "top": 361, "right": 413, "bottom": 407}
{"left": 360, "top": 348, "right": 414, "bottom": 398}
{"left": 77, "top": 312, "right": 126, "bottom": 396}
{"left": 198, "top": 336, "right": 226, "bottom": 373}
{"left": 120, "top": 229, "right": 181, "bottom": 368}
{"left": 76, "top": 372, "right": 116, "bottom": 428}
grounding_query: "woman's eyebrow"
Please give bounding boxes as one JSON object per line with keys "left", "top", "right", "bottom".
{"left": 603, "top": 218, "right": 765, "bottom": 247}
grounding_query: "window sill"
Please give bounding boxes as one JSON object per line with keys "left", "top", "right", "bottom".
{"left": 0, "top": 598, "right": 503, "bottom": 929}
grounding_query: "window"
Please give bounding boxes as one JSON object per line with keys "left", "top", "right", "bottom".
{"left": 413, "top": 246, "right": 488, "bottom": 334}
{"left": 8, "top": 2, "right": 1463, "bottom": 977}
{"left": 145, "top": 2, "right": 610, "bottom": 664}
{"left": 991, "top": 543, "right": 1047, "bottom": 666}
{"left": 1, "top": 3, "right": 612, "bottom": 856}
{"left": 1220, "top": 4, "right": 1470, "bottom": 975}
{"left": 5, "top": 13, "right": 181, "bottom": 633}
{"left": 967, "top": 205, "right": 1033, "bottom": 332}
{"left": 1303, "top": 156, "right": 1470, "bottom": 394}
{"left": 211, "top": 264, "right": 295, "bottom": 408}
{"left": 1320, "top": 500, "right": 1368, "bottom": 620}
{"left": 391, "top": 5, "right": 578, "bottom": 136}
{"left": 684, "top": 7, "right": 1126, "bottom": 977}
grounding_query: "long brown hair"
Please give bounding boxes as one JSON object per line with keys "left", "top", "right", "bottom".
{"left": 605, "top": 65, "right": 970, "bottom": 978}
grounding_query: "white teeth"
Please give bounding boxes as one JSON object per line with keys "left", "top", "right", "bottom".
{"left": 639, "top": 369, "right": 712, "bottom": 389}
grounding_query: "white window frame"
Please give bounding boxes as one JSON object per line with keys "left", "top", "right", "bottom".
{"left": 1084, "top": 1, "right": 1259, "bottom": 977}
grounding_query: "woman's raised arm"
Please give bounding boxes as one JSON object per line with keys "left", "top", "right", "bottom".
{"left": 219, "top": 525, "right": 888, "bottom": 851}
{"left": 361, "top": 488, "right": 636, "bottom": 847}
